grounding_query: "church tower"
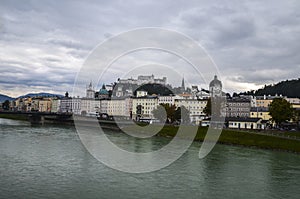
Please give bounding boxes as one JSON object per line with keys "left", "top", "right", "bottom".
{"left": 86, "top": 81, "right": 95, "bottom": 98}
{"left": 181, "top": 76, "right": 185, "bottom": 92}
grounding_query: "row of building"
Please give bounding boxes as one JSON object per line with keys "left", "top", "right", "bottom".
{"left": 53, "top": 90, "right": 209, "bottom": 123}
{"left": 5, "top": 75, "right": 300, "bottom": 129}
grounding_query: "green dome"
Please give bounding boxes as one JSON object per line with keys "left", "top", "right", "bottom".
{"left": 99, "top": 88, "right": 109, "bottom": 95}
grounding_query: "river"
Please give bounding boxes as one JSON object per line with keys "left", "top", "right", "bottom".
{"left": 0, "top": 118, "right": 300, "bottom": 199}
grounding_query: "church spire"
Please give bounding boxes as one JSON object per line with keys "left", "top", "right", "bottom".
{"left": 181, "top": 76, "right": 185, "bottom": 91}
{"left": 88, "top": 81, "right": 92, "bottom": 89}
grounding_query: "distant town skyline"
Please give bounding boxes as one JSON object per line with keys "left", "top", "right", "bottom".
{"left": 1, "top": 0, "right": 300, "bottom": 97}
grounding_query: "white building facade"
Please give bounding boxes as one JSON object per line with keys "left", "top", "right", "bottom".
{"left": 80, "top": 99, "right": 100, "bottom": 115}
{"left": 107, "top": 98, "right": 133, "bottom": 118}
{"left": 71, "top": 98, "right": 82, "bottom": 115}
{"left": 158, "top": 95, "right": 176, "bottom": 106}
{"left": 132, "top": 96, "right": 159, "bottom": 120}
{"left": 174, "top": 99, "right": 208, "bottom": 124}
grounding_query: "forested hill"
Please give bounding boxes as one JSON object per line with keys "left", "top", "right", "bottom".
{"left": 0, "top": 94, "right": 14, "bottom": 103}
{"left": 239, "top": 78, "right": 300, "bottom": 98}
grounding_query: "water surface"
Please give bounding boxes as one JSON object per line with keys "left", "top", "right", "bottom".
{"left": 1, "top": 118, "right": 300, "bottom": 199}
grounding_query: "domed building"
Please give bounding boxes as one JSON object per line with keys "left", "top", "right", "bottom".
{"left": 209, "top": 75, "right": 222, "bottom": 97}
{"left": 98, "top": 84, "right": 109, "bottom": 99}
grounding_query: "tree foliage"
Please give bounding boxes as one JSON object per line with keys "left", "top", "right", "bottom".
{"left": 204, "top": 97, "right": 226, "bottom": 118}
{"left": 152, "top": 104, "right": 189, "bottom": 124}
{"left": 152, "top": 105, "right": 167, "bottom": 123}
{"left": 293, "top": 109, "right": 300, "bottom": 125}
{"left": 269, "top": 98, "right": 293, "bottom": 126}
{"left": 203, "top": 98, "right": 211, "bottom": 116}
{"left": 2, "top": 100, "right": 10, "bottom": 110}
{"left": 239, "top": 79, "right": 300, "bottom": 98}
{"left": 163, "top": 104, "right": 177, "bottom": 123}
{"left": 174, "top": 106, "right": 190, "bottom": 124}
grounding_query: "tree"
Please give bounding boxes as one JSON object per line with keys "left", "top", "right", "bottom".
{"left": 203, "top": 98, "right": 211, "bottom": 116}
{"left": 174, "top": 106, "right": 190, "bottom": 124}
{"left": 134, "top": 83, "right": 173, "bottom": 96}
{"left": 292, "top": 109, "right": 300, "bottom": 128}
{"left": 269, "top": 98, "right": 293, "bottom": 126}
{"left": 165, "top": 104, "right": 177, "bottom": 123}
{"left": 232, "top": 92, "right": 239, "bottom": 98}
{"left": 2, "top": 100, "right": 10, "bottom": 110}
{"left": 152, "top": 105, "right": 167, "bottom": 123}
{"left": 174, "top": 107, "right": 181, "bottom": 121}
{"left": 152, "top": 104, "right": 176, "bottom": 123}
{"left": 204, "top": 97, "right": 225, "bottom": 118}
{"left": 226, "top": 93, "right": 231, "bottom": 99}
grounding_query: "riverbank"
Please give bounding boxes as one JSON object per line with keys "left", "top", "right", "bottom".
{"left": 0, "top": 113, "right": 28, "bottom": 121}
{"left": 1, "top": 114, "right": 300, "bottom": 153}
{"left": 124, "top": 125, "right": 300, "bottom": 153}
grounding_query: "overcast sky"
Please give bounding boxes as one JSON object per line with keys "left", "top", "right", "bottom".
{"left": 0, "top": 0, "right": 299, "bottom": 97}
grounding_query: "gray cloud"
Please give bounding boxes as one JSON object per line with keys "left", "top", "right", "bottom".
{"left": 0, "top": 0, "right": 299, "bottom": 97}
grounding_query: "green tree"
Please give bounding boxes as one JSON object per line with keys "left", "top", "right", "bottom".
{"left": 166, "top": 104, "right": 177, "bottom": 123}
{"left": 152, "top": 105, "right": 167, "bottom": 123}
{"left": 293, "top": 109, "right": 300, "bottom": 128}
{"left": 174, "top": 107, "right": 181, "bottom": 121}
{"left": 152, "top": 104, "right": 177, "bottom": 123}
{"left": 203, "top": 98, "right": 211, "bottom": 116}
{"left": 269, "top": 98, "right": 293, "bottom": 126}
{"left": 174, "top": 106, "right": 190, "bottom": 124}
{"left": 2, "top": 100, "right": 10, "bottom": 110}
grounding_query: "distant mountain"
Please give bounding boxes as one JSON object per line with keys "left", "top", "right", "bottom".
{"left": 239, "top": 78, "right": 300, "bottom": 98}
{"left": 17, "top": 92, "right": 64, "bottom": 99}
{"left": 0, "top": 94, "right": 14, "bottom": 103}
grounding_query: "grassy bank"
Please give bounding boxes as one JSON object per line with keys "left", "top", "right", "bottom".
{"left": 218, "top": 129, "right": 300, "bottom": 153}
{"left": 124, "top": 125, "right": 300, "bottom": 153}
{"left": 0, "top": 114, "right": 28, "bottom": 121}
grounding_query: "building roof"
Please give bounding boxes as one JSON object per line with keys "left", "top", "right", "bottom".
{"left": 226, "top": 117, "right": 262, "bottom": 123}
